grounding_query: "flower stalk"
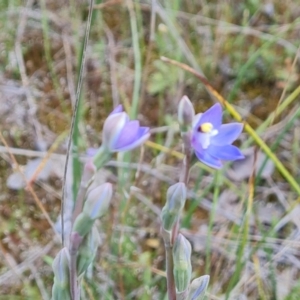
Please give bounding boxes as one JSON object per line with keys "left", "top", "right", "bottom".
{"left": 53, "top": 104, "right": 150, "bottom": 300}
{"left": 162, "top": 96, "right": 196, "bottom": 300}
{"left": 68, "top": 183, "right": 112, "bottom": 299}
{"left": 162, "top": 96, "right": 243, "bottom": 299}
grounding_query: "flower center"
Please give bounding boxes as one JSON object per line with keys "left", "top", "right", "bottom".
{"left": 195, "top": 122, "right": 219, "bottom": 149}
{"left": 198, "top": 122, "right": 213, "bottom": 133}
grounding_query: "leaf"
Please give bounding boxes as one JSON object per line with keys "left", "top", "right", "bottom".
{"left": 187, "top": 275, "right": 210, "bottom": 300}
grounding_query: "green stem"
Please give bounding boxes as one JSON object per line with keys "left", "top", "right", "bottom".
{"left": 165, "top": 239, "right": 176, "bottom": 300}
{"left": 92, "top": 145, "right": 111, "bottom": 170}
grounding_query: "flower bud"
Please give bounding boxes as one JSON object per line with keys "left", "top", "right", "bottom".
{"left": 161, "top": 183, "right": 186, "bottom": 232}
{"left": 103, "top": 111, "right": 128, "bottom": 150}
{"left": 187, "top": 275, "right": 210, "bottom": 300}
{"left": 73, "top": 183, "right": 112, "bottom": 237}
{"left": 52, "top": 247, "right": 70, "bottom": 284}
{"left": 77, "top": 225, "right": 101, "bottom": 276}
{"left": 52, "top": 247, "right": 71, "bottom": 300}
{"left": 178, "top": 96, "right": 195, "bottom": 130}
{"left": 83, "top": 183, "right": 112, "bottom": 220}
{"left": 72, "top": 213, "right": 94, "bottom": 238}
{"left": 102, "top": 105, "right": 150, "bottom": 153}
{"left": 173, "top": 234, "right": 192, "bottom": 293}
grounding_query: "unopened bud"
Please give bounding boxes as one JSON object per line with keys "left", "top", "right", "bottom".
{"left": 178, "top": 96, "right": 195, "bottom": 131}
{"left": 52, "top": 247, "right": 71, "bottom": 300}
{"left": 161, "top": 183, "right": 186, "bottom": 231}
{"left": 187, "top": 275, "right": 210, "bottom": 300}
{"left": 77, "top": 226, "right": 101, "bottom": 276}
{"left": 101, "top": 105, "right": 150, "bottom": 153}
{"left": 73, "top": 183, "right": 113, "bottom": 237}
{"left": 103, "top": 111, "right": 128, "bottom": 150}
{"left": 72, "top": 213, "right": 94, "bottom": 238}
{"left": 52, "top": 247, "right": 70, "bottom": 284}
{"left": 83, "top": 183, "right": 112, "bottom": 220}
{"left": 173, "top": 234, "right": 192, "bottom": 293}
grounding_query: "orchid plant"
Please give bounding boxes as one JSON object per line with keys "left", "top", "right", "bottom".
{"left": 51, "top": 97, "right": 244, "bottom": 300}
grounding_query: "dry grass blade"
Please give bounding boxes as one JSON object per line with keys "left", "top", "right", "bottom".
{"left": 25, "top": 132, "right": 67, "bottom": 187}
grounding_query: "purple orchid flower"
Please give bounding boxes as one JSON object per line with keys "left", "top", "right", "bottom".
{"left": 102, "top": 105, "right": 150, "bottom": 152}
{"left": 191, "top": 103, "right": 244, "bottom": 169}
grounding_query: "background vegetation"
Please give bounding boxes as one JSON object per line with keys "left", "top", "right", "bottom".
{"left": 0, "top": 0, "right": 300, "bottom": 299}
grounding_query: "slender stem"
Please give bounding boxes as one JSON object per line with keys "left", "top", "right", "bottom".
{"left": 163, "top": 224, "right": 177, "bottom": 300}
{"left": 164, "top": 131, "right": 192, "bottom": 299}
{"left": 69, "top": 232, "right": 83, "bottom": 300}
{"left": 92, "top": 145, "right": 111, "bottom": 170}
{"left": 180, "top": 132, "right": 192, "bottom": 184}
{"left": 171, "top": 219, "right": 180, "bottom": 246}
{"left": 161, "top": 228, "right": 176, "bottom": 300}
{"left": 71, "top": 159, "right": 96, "bottom": 224}
{"left": 166, "top": 242, "right": 176, "bottom": 300}
{"left": 69, "top": 252, "right": 78, "bottom": 300}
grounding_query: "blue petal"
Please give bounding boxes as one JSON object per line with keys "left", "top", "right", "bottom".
{"left": 194, "top": 149, "right": 222, "bottom": 169}
{"left": 110, "top": 104, "right": 123, "bottom": 115}
{"left": 207, "top": 144, "right": 244, "bottom": 161}
{"left": 114, "top": 126, "right": 150, "bottom": 152}
{"left": 192, "top": 113, "right": 203, "bottom": 128}
{"left": 211, "top": 123, "right": 243, "bottom": 146}
{"left": 195, "top": 103, "right": 222, "bottom": 130}
{"left": 103, "top": 112, "right": 127, "bottom": 149}
{"left": 114, "top": 120, "right": 140, "bottom": 149}
{"left": 191, "top": 131, "right": 211, "bottom": 150}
